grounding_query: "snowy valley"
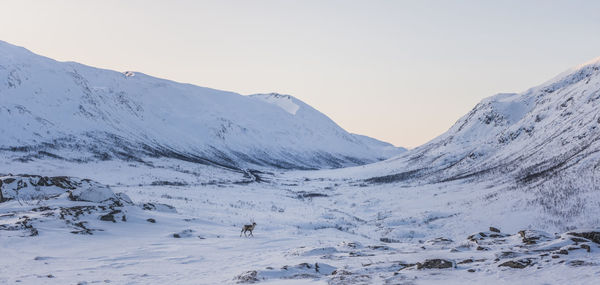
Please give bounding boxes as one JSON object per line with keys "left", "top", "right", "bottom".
{"left": 1, "top": 41, "right": 600, "bottom": 284}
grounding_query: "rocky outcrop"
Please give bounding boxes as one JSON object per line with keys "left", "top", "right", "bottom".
{"left": 0, "top": 174, "right": 134, "bottom": 236}
{"left": 567, "top": 231, "right": 600, "bottom": 244}
{"left": 416, "top": 259, "right": 455, "bottom": 269}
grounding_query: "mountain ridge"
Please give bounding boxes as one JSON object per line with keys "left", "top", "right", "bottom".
{"left": 325, "top": 56, "right": 600, "bottom": 187}
{"left": 0, "top": 40, "right": 405, "bottom": 170}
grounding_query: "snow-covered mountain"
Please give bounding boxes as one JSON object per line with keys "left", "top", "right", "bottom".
{"left": 358, "top": 57, "right": 600, "bottom": 186}
{"left": 250, "top": 93, "right": 407, "bottom": 159}
{"left": 0, "top": 41, "right": 404, "bottom": 169}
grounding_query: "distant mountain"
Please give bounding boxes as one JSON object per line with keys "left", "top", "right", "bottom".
{"left": 250, "top": 93, "right": 407, "bottom": 159}
{"left": 361, "top": 57, "right": 600, "bottom": 186}
{"left": 0, "top": 41, "right": 405, "bottom": 169}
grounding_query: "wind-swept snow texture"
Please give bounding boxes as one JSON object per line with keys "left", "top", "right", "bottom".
{"left": 0, "top": 41, "right": 404, "bottom": 170}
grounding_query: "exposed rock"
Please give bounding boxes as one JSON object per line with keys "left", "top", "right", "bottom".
{"left": 15, "top": 216, "right": 38, "bottom": 236}
{"left": 380, "top": 237, "right": 401, "bottom": 243}
{"left": 100, "top": 213, "right": 116, "bottom": 223}
{"left": 489, "top": 227, "right": 501, "bottom": 233}
{"left": 416, "top": 259, "right": 454, "bottom": 269}
{"left": 173, "top": 229, "right": 195, "bottom": 238}
{"left": 297, "top": 192, "right": 328, "bottom": 199}
{"left": 141, "top": 202, "right": 177, "bottom": 213}
{"left": 426, "top": 237, "right": 453, "bottom": 245}
{"left": 235, "top": 270, "right": 259, "bottom": 284}
{"left": 468, "top": 232, "right": 487, "bottom": 242}
{"left": 498, "top": 259, "right": 531, "bottom": 269}
{"left": 70, "top": 221, "right": 94, "bottom": 235}
{"left": 329, "top": 273, "right": 371, "bottom": 285}
{"left": 396, "top": 263, "right": 417, "bottom": 271}
{"left": 367, "top": 245, "right": 391, "bottom": 251}
{"left": 150, "top": 180, "right": 188, "bottom": 186}
{"left": 567, "top": 231, "right": 600, "bottom": 244}
{"left": 497, "top": 251, "right": 520, "bottom": 259}
{"left": 1, "top": 175, "right": 131, "bottom": 206}
{"left": 518, "top": 230, "right": 552, "bottom": 245}
{"left": 571, "top": 237, "right": 590, "bottom": 243}
{"left": 146, "top": 218, "right": 156, "bottom": 223}
{"left": 467, "top": 231, "right": 510, "bottom": 244}
{"left": 567, "top": 260, "right": 591, "bottom": 267}
{"left": 581, "top": 244, "right": 591, "bottom": 252}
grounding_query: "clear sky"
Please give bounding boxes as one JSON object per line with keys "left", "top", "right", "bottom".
{"left": 1, "top": 1, "right": 600, "bottom": 148}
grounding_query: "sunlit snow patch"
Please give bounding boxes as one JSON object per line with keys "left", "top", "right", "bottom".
{"left": 251, "top": 93, "right": 300, "bottom": 115}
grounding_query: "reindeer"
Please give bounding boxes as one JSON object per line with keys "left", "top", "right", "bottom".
{"left": 240, "top": 220, "right": 257, "bottom": 237}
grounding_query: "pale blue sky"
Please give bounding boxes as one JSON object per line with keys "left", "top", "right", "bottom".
{"left": 1, "top": 0, "right": 599, "bottom": 147}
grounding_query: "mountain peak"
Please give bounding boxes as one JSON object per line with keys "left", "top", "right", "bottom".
{"left": 249, "top": 93, "right": 302, "bottom": 115}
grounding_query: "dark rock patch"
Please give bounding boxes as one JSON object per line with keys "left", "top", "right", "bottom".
{"left": 416, "top": 259, "right": 454, "bottom": 269}
{"left": 581, "top": 244, "right": 591, "bottom": 252}
{"left": 498, "top": 259, "right": 531, "bottom": 269}
{"left": 367, "top": 245, "right": 391, "bottom": 250}
{"left": 150, "top": 180, "right": 188, "bottom": 186}
{"left": 518, "top": 230, "right": 551, "bottom": 245}
{"left": 173, "top": 229, "right": 195, "bottom": 238}
{"left": 100, "top": 213, "right": 116, "bottom": 222}
{"left": 497, "top": 251, "right": 520, "bottom": 259}
{"left": 235, "top": 270, "right": 259, "bottom": 284}
{"left": 380, "top": 237, "right": 401, "bottom": 243}
{"left": 567, "top": 231, "right": 600, "bottom": 244}
{"left": 296, "top": 192, "right": 328, "bottom": 199}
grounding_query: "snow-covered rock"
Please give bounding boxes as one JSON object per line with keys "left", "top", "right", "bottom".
{"left": 0, "top": 174, "right": 143, "bottom": 238}
{"left": 0, "top": 175, "right": 130, "bottom": 205}
{"left": 69, "top": 180, "right": 123, "bottom": 204}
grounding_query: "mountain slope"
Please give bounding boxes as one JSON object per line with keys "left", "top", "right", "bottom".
{"left": 250, "top": 93, "right": 407, "bottom": 159}
{"left": 0, "top": 41, "right": 404, "bottom": 169}
{"left": 356, "top": 57, "right": 600, "bottom": 185}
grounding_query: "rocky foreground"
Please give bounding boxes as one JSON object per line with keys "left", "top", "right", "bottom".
{"left": 234, "top": 227, "right": 600, "bottom": 284}
{"left": 0, "top": 175, "right": 173, "bottom": 237}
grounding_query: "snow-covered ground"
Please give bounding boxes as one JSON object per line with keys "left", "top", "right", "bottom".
{"left": 1, "top": 159, "right": 599, "bottom": 284}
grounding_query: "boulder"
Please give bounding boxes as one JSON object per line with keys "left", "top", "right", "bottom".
{"left": 498, "top": 259, "right": 531, "bottom": 269}
{"left": 518, "top": 230, "right": 552, "bottom": 245}
{"left": 235, "top": 271, "right": 259, "bottom": 284}
{"left": 416, "top": 259, "right": 454, "bottom": 269}
{"left": 489, "top": 227, "right": 501, "bottom": 233}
